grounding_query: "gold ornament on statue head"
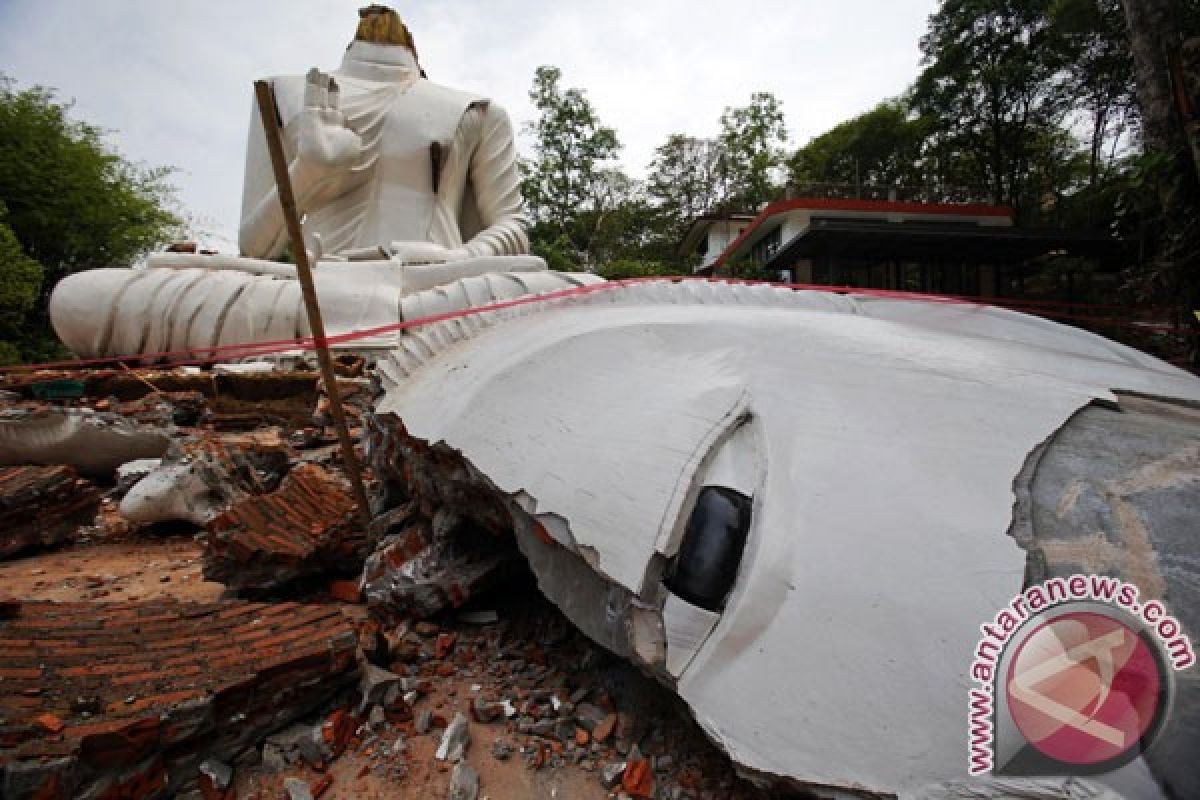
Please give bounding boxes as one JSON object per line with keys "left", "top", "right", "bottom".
{"left": 355, "top": 5, "right": 417, "bottom": 53}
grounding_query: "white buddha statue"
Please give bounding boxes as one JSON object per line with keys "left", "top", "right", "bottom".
{"left": 50, "top": 5, "right": 558, "bottom": 358}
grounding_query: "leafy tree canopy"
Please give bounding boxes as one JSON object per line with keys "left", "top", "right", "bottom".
{"left": 717, "top": 92, "right": 788, "bottom": 210}
{"left": 0, "top": 75, "right": 182, "bottom": 361}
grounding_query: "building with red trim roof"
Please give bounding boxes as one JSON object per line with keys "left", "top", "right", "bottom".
{"left": 681, "top": 198, "right": 1118, "bottom": 299}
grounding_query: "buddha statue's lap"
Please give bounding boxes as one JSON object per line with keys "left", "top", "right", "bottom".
{"left": 49, "top": 5, "right": 552, "bottom": 359}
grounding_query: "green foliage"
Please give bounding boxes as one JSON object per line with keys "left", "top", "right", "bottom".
{"left": 912, "top": 0, "right": 1072, "bottom": 213}
{"left": 0, "top": 74, "right": 182, "bottom": 362}
{"left": 592, "top": 259, "right": 679, "bottom": 280}
{"left": 646, "top": 134, "right": 731, "bottom": 239}
{"left": 788, "top": 99, "right": 929, "bottom": 191}
{"left": 718, "top": 92, "right": 788, "bottom": 209}
{"left": 1048, "top": 0, "right": 1137, "bottom": 187}
{"left": 521, "top": 66, "right": 622, "bottom": 247}
{"left": 0, "top": 202, "right": 43, "bottom": 365}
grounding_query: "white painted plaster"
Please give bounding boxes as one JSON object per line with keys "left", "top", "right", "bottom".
{"left": 378, "top": 279, "right": 1200, "bottom": 793}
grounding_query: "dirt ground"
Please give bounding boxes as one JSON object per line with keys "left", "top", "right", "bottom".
{"left": 0, "top": 518, "right": 223, "bottom": 604}
{"left": 0, "top": 520, "right": 771, "bottom": 800}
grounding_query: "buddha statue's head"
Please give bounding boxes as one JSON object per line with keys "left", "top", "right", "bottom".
{"left": 355, "top": 5, "right": 417, "bottom": 51}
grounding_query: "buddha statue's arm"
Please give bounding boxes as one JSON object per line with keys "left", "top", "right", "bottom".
{"left": 238, "top": 76, "right": 366, "bottom": 259}
{"left": 461, "top": 103, "right": 532, "bottom": 257}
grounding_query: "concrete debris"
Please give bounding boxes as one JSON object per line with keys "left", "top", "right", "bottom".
{"left": 212, "top": 361, "right": 278, "bottom": 376}
{"left": 0, "top": 465, "right": 100, "bottom": 560}
{"left": 448, "top": 761, "right": 479, "bottom": 800}
{"left": 262, "top": 723, "right": 328, "bottom": 772}
{"left": 435, "top": 712, "right": 470, "bottom": 762}
{"left": 313, "top": 376, "right": 374, "bottom": 431}
{"left": 204, "top": 463, "right": 367, "bottom": 592}
{"left": 0, "top": 406, "right": 169, "bottom": 477}
{"left": 121, "top": 428, "right": 295, "bottom": 526}
{"left": 471, "top": 696, "right": 506, "bottom": 723}
{"left": 361, "top": 520, "right": 516, "bottom": 618}
{"left": 283, "top": 776, "right": 316, "bottom": 800}
{"left": 358, "top": 663, "right": 403, "bottom": 713}
{"left": 491, "top": 738, "right": 514, "bottom": 760}
{"left": 574, "top": 702, "right": 608, "bottom": 733}
{"left": 114, "top": 457, "right": 162, "bottom": 495}
{"left": 0, "top": 599, "right": 357, "bottom": 800}
{"left": 601, "top": 761, "right": 627, "bottom": 789}
{"left": 197, "top": 758, "right": 233, "bottom": 798}
{"left": 622, "top": 745, "right": 655, "bottom": 799}
{"left": 108, "top": 390, "right": 209, "bottom": 429}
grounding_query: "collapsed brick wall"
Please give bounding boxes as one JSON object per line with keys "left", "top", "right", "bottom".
{"left": 0, "top": 599, "right": 358, "bottom": 799}
{"left": 0, "top": 466, "right": 100, "bottom": 560}
{"left": 204, "top": 463, "right": 367, "bottom": 592}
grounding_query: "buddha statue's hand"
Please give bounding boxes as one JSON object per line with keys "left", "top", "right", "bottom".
{"left": 287, "top": 68, "right": 362, "bottom": 182}
{"left": 388, "top": 241, "right": 471, "bottom": 265}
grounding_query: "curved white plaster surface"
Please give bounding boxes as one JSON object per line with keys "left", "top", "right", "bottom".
{"left": 378, "top": 281, "right": 1200, "bottom": 793}
{"left": 0, "top": 410, "right": 170, "bottom": 477}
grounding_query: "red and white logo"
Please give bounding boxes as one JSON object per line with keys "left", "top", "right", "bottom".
{"left": 1005, "top": 610, "right": 1166, "bottom": 768}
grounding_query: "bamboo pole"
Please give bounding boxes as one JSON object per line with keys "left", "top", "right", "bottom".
{"left": 253, "top": 80, "right": 373, "bottom": 530}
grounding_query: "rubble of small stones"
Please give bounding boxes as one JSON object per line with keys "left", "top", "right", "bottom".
{"left": 0, "top": 365, "right": 779, "bottom": 800}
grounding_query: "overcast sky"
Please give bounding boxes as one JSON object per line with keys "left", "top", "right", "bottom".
{"left": 0, "top": 0, "right": 939, "bottom": 250}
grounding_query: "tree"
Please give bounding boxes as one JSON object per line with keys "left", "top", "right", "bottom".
{"left": 1050, "top": 0, "right": 1138, "bottom": 189}
{"left": 913, "top": 0, "right": 1072, "bottom": 215}
{"left": 0, "top": 201, "right": 43, "bottom": 365}
{"left": 520, "top": 65, "right": 622, "bottom": 263}
{"left": 788, "top": 100, "right": 930, "bottom": 195}
{"left": 0, "top": 75, "right": 182, "bottom": 361}
{"left": 646, "top": 134, "right": 731, "bottom": 238}
{"left": 1114, "top": 0, "right": 1200, "bottom": 356}
{"left": 717, "top": 92, "right": 789, "bottom": 209}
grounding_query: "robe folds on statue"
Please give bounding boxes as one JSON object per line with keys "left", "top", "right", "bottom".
{"left": 239, "top": 42, "right": 534, "bottom": 261}
{"left": 49, "top": 41, "right": 548, "bottom": 360}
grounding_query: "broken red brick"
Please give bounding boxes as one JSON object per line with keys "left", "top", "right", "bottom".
{"left": 593, "top": 711, "right": 617, "bottom": 743}
{"left": 622, "top": 748, "right": 655, "bottom": 799}
{"left": 33, "top": 713, "right": 64, "bottom": 734}
{"left": 205, "top": 464, "right": 366, "bottom": 591}
{"left": 434, "top": 632, "right": 457, "bottom": 658}
{"left": 312, "top": 773, "right": 333, "bottom": 798}
{"left": 321, "top": 709, "right": 357, "bottom": 758}
{"left": 328, "top": 580, "right": 361, "bottom": 603}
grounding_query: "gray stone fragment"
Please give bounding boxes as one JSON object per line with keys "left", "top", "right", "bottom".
{"left": 574, "top": 702, "right": 607, "bottom": 732}
{"left": 491, "top": 738, "right": 514, "bottom": 760}
{"left": 261, "top": 742, "right": 288, "bottom": 772}
{"left": 528, "top": 719, "right": 557, "bottom": 738}
{"left": 284, "top": 777, "right": 315, "bottom": 800}
{"left": 472, "top": 696, "right": 504, "bottom": 723}
{"left": 415, "top": 709, "right": 434, "bottom": 734}
{"left": 601, "top": 761, "right": 627, "bottom": 788}
{"left": 448, "top": 762, "right": 480, "bottom": 800}
{"left": 554, "top": 718, "right": 576, "bottom": 743}
{"left": 436, "top": 712, "right": 471, "bottom": 762}
{"left": 359, "top": 663, "right": 403, "bottom": 712}
{"left": 368, "top": 704, "right": 387, "bottom": 730}
{"left": 198, "top": 759, "right": 232, "bottom": 790}
{"left": 264, "top": 722, "right": 328, "bottom": 767}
